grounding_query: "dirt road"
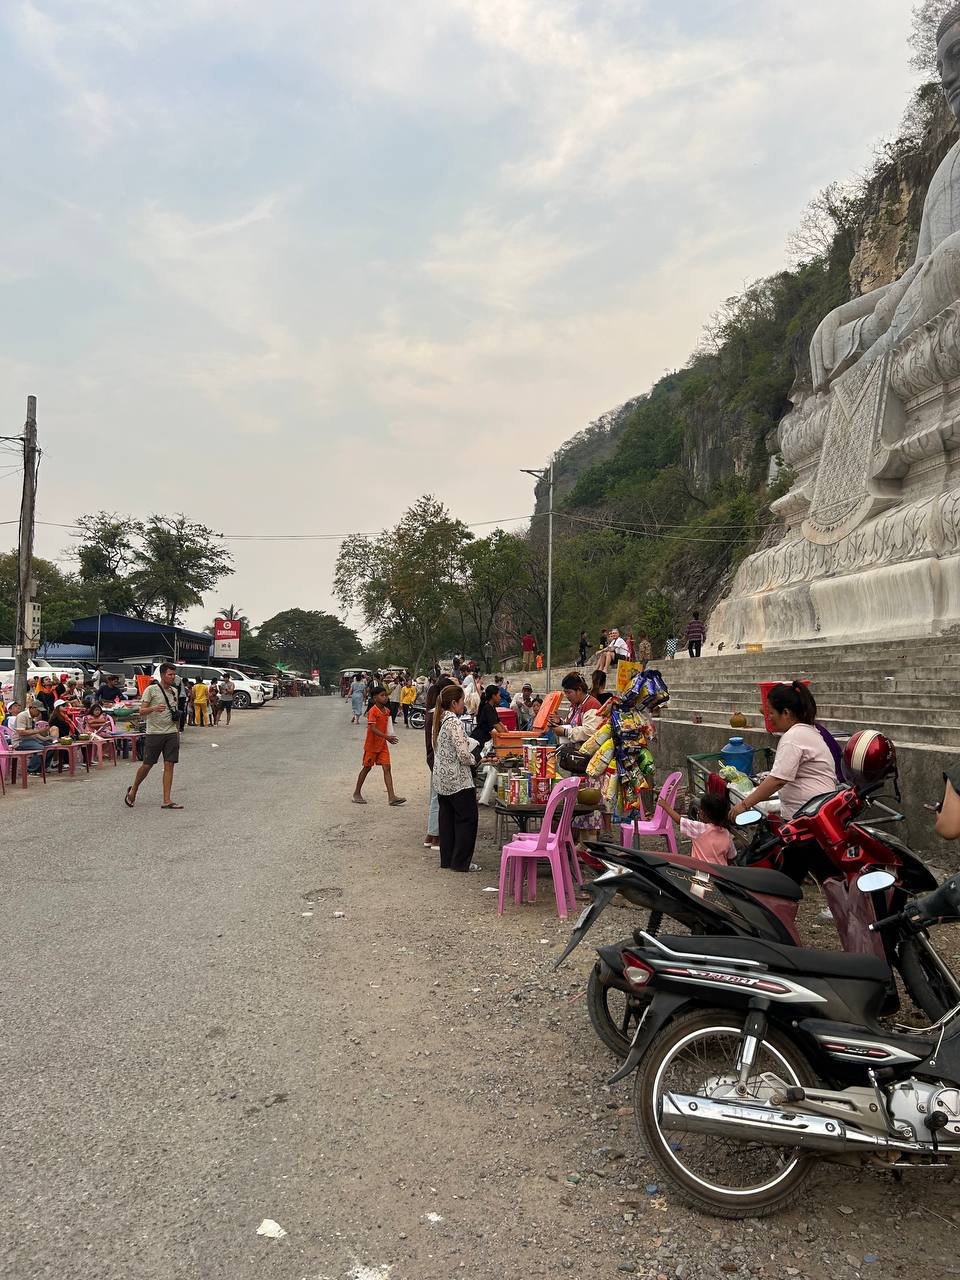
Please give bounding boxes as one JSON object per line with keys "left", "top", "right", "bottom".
{"left": 2, "top": 697, "right": 957, "bottom": 1279}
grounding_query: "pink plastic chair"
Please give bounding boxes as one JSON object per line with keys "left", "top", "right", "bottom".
{"left": 107, "top": 715, "right": 144, "bottom": 761}
{"left": 0, "top": 727, "right": 55, "bottom": 788}
{"left": 509, "top": 779, "right": 584, "bottom": 889}
{"left": 87, "top": 732, "right": 118, "bottom": 768}
{"left": 498, "top": 777, "right": 581, "bottom": 920}
{"left": 619, "top": 770, "right": 683, "bottom": 854}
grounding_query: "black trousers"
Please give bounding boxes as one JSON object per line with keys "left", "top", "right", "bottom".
{"left": 401, "top": 703, "right": 410, "bottom": 726}
{"left": 688, "top": 639, "right": 702, "bottom": 658}
{"left": 389, "top": 701, "right": 399, "bottom": 723}
{"left": 438, "top": 787, "right": 479, "bottom": 872}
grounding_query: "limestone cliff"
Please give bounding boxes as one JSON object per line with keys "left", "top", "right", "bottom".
{"left": 850, "top": 93, "right": 958, "bottom": 296}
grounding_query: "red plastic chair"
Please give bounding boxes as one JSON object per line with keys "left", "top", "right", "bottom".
{"left": 46, "top": 737, "right": 94, "bottom": 777}
{"left": 0, "top": 727, "right": 56, "bottom": 788}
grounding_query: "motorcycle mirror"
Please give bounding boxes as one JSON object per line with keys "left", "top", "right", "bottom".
{"left": 857, "top": 868, "right": 897, "bottom": 894}
{"left": 733, "top": 810, "right": 764, "bottom": 828}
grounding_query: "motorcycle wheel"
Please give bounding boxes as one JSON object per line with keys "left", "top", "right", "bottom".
{"left": 634, "top": 1008, "right": 816, "bottom": 1218}
{"left": 586, "top": 963, "right": 650, "bottom": 1058}
{"left": 897, "top": 936, "right": 959, "bottom": 1022}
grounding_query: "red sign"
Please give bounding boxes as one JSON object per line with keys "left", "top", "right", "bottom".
{"left": 213, "top": 618, "right": 241, "bottom": 659}
{"left": 311, "top": 669, "right": 320, "bottom": 678}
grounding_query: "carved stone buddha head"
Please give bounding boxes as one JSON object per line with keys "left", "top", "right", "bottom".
{"left": 937, "top": 5, "right": 960, "bottom": 121}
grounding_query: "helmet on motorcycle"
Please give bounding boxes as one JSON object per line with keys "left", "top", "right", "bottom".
{"left": 841, "top": 730, "right": 897, "bottom": 789}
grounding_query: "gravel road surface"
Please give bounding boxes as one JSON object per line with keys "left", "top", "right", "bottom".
{"left": 2, "top": 698, "right": 958, "bottom": 1280}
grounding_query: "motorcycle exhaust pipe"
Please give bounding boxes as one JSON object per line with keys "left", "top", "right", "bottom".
{"left": 661, "top": 1092, "right": 922, "bottom": 1155}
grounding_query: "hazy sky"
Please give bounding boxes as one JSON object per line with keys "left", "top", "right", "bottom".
{"left": 0, "top": 0, "right": 921, "bottom": 635}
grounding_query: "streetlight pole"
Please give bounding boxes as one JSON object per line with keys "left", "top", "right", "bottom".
{"left": 521, "top": 460, "right": 554, "bottom": 690}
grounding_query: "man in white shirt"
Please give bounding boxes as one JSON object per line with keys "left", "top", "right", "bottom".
{"left": 597, "top": 627, "right": 629, "bottom": 674}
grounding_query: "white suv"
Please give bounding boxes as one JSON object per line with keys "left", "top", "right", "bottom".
{"left": 155, "top": 663, "right": 265, "bottom": 708}
{"left": 0, "top": 657, "right": 84, "bottom": 701}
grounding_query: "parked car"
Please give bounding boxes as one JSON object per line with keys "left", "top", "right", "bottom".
{"left": 0, "top": 657, "right": 64, "bottom": 701}
{"left": 0, "top": 656, "right": 89, "bottom": 700}
{"left": 153, "top": 663, "right": 265, "bottom": 708}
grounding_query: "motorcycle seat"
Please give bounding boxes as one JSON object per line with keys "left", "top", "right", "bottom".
{"left": 655, "top": 934, "right": 891, "bottom": 983}
{"left": 593, "top": 846, "right": 803, "bottom": 902}
{"left": 709, "top": 864, "right": 803, "bottom": 902}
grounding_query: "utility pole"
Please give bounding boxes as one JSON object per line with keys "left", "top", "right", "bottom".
{"left": 14, "top": 396, "right": 38, "bottom": 705}
{"left": 521, "top": 459, "right": 555, "bottom": 691}
{"left": 545, "top": 458, "right": 554, "bottom": 692}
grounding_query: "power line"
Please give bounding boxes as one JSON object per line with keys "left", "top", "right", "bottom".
{"left": 557, "top": 511, "right": 764, "bottom": 544}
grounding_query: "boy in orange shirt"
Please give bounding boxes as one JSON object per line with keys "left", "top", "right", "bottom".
{"left": 353, "top": 686, "right": 406, "bottom": 806}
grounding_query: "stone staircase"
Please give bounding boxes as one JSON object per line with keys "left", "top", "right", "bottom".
{"left": 659, "top": 636, "right": 960, "bottom": 749}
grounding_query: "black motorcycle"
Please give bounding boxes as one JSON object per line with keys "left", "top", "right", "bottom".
{"left": 609, "top": 870, "right": 960, "bottom": 1217}
{"left": 556, "top": 844, "right": 809, "bottom": 1056}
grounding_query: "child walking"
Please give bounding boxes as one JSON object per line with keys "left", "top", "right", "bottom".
{"left": 353, "top": 686, "right": 406, "bottom": 806}
{"left": 656, "top": 791, "right": 735, "bottom": 864}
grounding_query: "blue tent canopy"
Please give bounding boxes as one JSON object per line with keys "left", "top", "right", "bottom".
{"left": 62, "top": 613, "right": 212, "bottom": 662}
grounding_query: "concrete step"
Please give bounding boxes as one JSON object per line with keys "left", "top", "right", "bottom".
{"left": 666, "top": 693, "right": 955, "bottom": 723}
{"left": 676, "top": 636, "right": 960, "bottom": 664}
{"left": 670, "top": 661, "right": 954, "bottom": 682}
{"left": 665, "top": 686, "right": 960, "bottom": 709}
{"left": 661, "top": 707, "right": 960, "bottom": 748}
{"left": 666, "top": 675, "right": 954, "bottom": 695}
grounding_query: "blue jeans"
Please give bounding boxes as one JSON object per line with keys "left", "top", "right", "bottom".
{"left": 427, "top": 780, "right": 440, "bottom": 837}
{"left": 17, "top": 737, "right": 48, "bottom": 773}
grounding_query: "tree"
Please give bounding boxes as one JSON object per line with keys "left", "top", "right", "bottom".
{"left": 70, "top": 511, "right": 141, "bottom": 615}
{"left": 0, "top": 552, "right": 89, "bottom": 646}
{"left": 127, "top": 515, "right": 233, "bottom": 625}
{"left": 785, "top": 182, "right": 864, "bottom": 269}
{"left": 71, "top": 511, "right": 234, "bottom": 624}
{"left": 334, "top": 495, "right": 471, "bottom": 670}
{"left": 216, "top": 603, "right": 252, "bottom": 630}
{"left": 456, "top": 530, "right": 531, "bottom": 656}
{"left": 910, "top": 0, "right": 957, "bottom": 75}
{"left": 256, "top": 609, "right": 360, "bottom": 675}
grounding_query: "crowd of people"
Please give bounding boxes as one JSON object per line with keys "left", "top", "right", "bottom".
{"left": 581, "top": 611, "right": 707, "bottom": 670}
{"left": 0, "top": 664, "right": 241, "bottom": 794}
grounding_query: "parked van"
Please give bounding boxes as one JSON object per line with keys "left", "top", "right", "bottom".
{"left": 153, "top": 662, "right": 265, "bottom": 709}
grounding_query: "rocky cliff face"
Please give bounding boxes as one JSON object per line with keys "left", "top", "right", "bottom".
{"left": 532, "top": 395, "right": 644, "bottom": 515}
{"left": 849, "top": 93, "right": 958, "bottom": 296}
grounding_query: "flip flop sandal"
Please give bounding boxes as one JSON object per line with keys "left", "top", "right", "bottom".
{"left": 389, "top": 798, "right": 407, "bottom": 806}
{"left": 352, "top": 795, "right": 367, "bottom": 804}
{"left": 161, "top": 803, "right": 184, "bottom": 810}
{"left": 124, "top": 787, "right": 135, "bottom": 808}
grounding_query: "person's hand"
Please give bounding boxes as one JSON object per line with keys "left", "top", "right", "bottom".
{"left": 728, "top": 802, "right": 746, "bottom": 821}
{"left": 389, "top": 735, "right": 398, "bottom": 744}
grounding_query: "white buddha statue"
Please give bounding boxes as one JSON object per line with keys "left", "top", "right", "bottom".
{"left": 708, "top": 6, "right": 960, "bottom": 647}
{"left": 811, "top": 5, "right": 960, "bottom": 389}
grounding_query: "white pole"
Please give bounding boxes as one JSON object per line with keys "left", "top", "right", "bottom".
{"left": 546, "top": 459, "right": 553, "bottom": 691}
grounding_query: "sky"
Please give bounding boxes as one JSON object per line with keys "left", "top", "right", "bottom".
{"left": 0, "top": 0, "right": 922, "bottom": 636}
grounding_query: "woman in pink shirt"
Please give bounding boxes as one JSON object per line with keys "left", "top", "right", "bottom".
{"left": 729, "top": 682, "right": 839, "bottom": 821}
